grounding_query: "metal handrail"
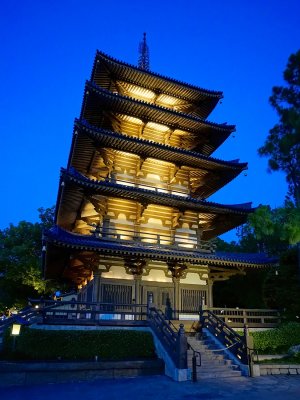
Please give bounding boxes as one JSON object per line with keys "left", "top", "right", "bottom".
{"left": 202, "top": 309, "right": 248, "bottom": 365}
{"left": 187, "top": 341, "right": 201, "bottom": 382}
{"left": 147, "top": 306, "right": 187, "bottom": 369}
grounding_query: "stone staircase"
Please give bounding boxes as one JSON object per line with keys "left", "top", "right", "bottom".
{"left": 187, "top": 332, "right": 244, "bottom": 379}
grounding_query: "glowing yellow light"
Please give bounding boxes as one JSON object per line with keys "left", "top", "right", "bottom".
{"left": 146, "top": 173, "right": 161, "bottom": 181}
{"left": 179, "top": 244, "right": 194, "bottom": 249}
{"left": 138, "top": 184, "right": 156, "bottom": 191}
{"left": 121, "top": 115, "right": 143, "bottom": 125}
{"left": 156, "top": 94, "right": 180, "bottom": 106}
{"left": 146, "top": 122, "right": 170, "bottom": 132}
{"left": 127, "top": 85, "right": 156, "bottom": 101}
{"left": 11, "top": 324, "right": 21, "bottom": 336}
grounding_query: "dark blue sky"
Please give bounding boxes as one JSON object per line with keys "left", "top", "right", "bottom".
{"left": 1, "top": 0, "right": 300, "bottom": 240}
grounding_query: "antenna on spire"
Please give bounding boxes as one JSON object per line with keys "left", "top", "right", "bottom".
{"left": 138, "top": 32, "right": 150, "bottom": 71}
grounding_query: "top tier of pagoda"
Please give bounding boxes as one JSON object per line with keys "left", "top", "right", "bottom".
{"left": 81, "top": 51, "right": 235, "bottom": 157}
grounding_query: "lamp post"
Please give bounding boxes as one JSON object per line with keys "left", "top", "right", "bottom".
{"left": 11, "top": 323, "right": 21, "bottom": 352}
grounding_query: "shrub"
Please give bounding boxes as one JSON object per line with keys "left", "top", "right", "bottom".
{"left": 252, "top": 322, "right": 300, "bottom": 354}
{"left": 1, "top": 328, "right": 156, "bottom": 361}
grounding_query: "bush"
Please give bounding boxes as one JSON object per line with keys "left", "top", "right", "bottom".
{"left": 1, "top": 328, "right": 156, "bottom": 361}
{"left": 252, "top": 322, "right": 300, "bottom": 354}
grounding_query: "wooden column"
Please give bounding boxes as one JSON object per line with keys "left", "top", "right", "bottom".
{"left": 173, "top": 277, "right": 181, "bottom": 316}
{"left": 207, "top": 279, "right": 214, "bottom": 308}
{"left": 124, "top": 256, "right": 146, "bottom": 304}
{"left": 134, "top": 274, "right": 142, "bottom": 304}
{"left": 133, "top": 222, "right": 141, "bottom": 241}
{"left": 167, "top": 260, "right": 187, "bottom": 317}
{"left": 92, "top": 271, "right": 102, "bottom": 302}
{"left": 102, "top": 216, "right": 110, "bottom": 237}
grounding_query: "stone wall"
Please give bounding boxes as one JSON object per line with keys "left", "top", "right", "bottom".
{"left": 253, "top": 364, "right": 300, "bottom": 376}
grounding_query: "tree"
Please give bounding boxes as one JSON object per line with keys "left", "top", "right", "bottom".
{"left": 214, "top": 205, "right": 300, "bottom": 312}
{"left": 258, "top": 50, "right": 300, "bottom": 206}
{"left": 263, "top": 247, "right": 300, "bottom": 321}
{"left": 0, "top": 206, "right": 56, "bottom": 311}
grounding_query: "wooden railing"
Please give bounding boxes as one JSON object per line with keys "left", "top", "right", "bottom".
{"left": 164, "top": 307, "right": 280, "bottom": 328}
{"left": 91, "top": 226, "right": 215, "bottom": 253}
{"left": 102, "top": 176, "right": 190, "bottom": 198}
{"left": 202, "top": 309, "right": 248, "bottom": 364}
{"left": 37, "top": 300, "right": 149, "bottom": 325}
{"left": 210, "top": 307, "right": 281, "bottom": 328}
{"left": 0, "top": 306, "right": 40, "bottom": 338}
{"left": 147, "top": 307, "right": 188, "bottom": 369}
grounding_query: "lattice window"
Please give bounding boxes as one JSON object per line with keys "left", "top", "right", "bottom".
{"left": 181, "top": 289, "right": 207, "bottom": 311}
{"left": 100, "top": 284, "right": 132, "bottom": 305}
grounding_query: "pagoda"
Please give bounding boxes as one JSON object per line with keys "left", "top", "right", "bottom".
{"left": 43, "top": 38, "right": 276, "bottom": 312}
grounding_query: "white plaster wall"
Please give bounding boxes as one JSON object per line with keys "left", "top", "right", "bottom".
{"left": 101, "top": 265, "right": 133, "bottom": 280}
{"left": 183, "top": 272, "right": 207, "bottom": 285}
{"left": 142, "top": 269, "right": 173, "bottom": 283}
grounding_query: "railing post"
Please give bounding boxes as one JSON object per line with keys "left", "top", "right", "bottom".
{"left": 199, "top": 296, "right": 206, "bottom": 326}
{"left": 176, "top": 323, "right": 187, "bottom": 369}
{"left": 243, "top": 324, "right": 254, "bottom": 376}
{"left": 192, "top": 354, "right": 197, "bottom": 382}
{"left": 42, "top": 308, "right": 46, "bottom": 324}
{"left": 147, "top": 292, "right": 153, "bottom": 318}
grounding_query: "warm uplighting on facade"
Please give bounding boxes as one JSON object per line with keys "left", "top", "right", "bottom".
{"left": 146, "top": 173, "right": 161, "bottom": 181}
{"left": 121, "top": 115, "right": 143, "bottom": 125}
{"left": 146, "top": 121, "right": 170, "bottom": 132}
{"left": 127, "top": 85, "right": 156, "bottom": 101}
{"left": 156, "top": 93, "right": 180, "bottom": 107}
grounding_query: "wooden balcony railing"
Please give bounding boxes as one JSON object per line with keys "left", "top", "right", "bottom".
{"left": 91, "top": 226, "right": 215, "bottom": 253}
{"left": 162, "top": 308, "right": 280, "bottom": 329}
{"left": 209, "top": 307, "right": 281, "bottom": 328}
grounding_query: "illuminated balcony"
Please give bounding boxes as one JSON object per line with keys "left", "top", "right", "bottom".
{"left": 88, "top": 226, "right": 216, "bottom": 253}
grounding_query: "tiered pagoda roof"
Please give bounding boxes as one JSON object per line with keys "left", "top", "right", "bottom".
{"left": 56, "top": 167, "right": 252, "bottom": 240}
{"left": 81, "top": 81, "right": 234, "bottom": 156}
{"left": 45, "top": 226, "right": 277, "bottom": 284}
{"left": 69, "top": 119, "right": 247, "bottom": 199}
{"left": 44, "top": 49, "right": 277, "bottom": 283}
{"left": 91, "top": 51, "right": 223, "bottom": 119}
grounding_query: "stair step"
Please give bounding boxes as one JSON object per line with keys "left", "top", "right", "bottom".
{"left": 192, "top": 365, "right": 241, "bottom": 373}
{"left": 196, "top": 371, "right": 242, "bottom": 379}
{"left": 187, "top": 335, "right": 243, "bottom": 379}
{"left": 188, "top": 353, "right": 227, "bottom": 361}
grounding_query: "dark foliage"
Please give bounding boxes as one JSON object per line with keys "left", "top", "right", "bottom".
{"left": 1, "top": 328, "right": 156, "bottom": 361}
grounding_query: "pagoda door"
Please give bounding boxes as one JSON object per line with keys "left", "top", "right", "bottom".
{"left": 143, "top": 286, "right": 174, "bottom": 316}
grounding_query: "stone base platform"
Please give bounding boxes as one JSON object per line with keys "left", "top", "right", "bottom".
{"left": 0, "top": 359, "right": 164, "bottom": 387}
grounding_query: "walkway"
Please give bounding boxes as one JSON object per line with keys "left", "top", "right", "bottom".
{"left": 2, "top": 375, "right": 300, "bottom": 400}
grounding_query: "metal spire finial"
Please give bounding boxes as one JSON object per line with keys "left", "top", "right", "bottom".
{"left": 138, "top": 32, "right": 150, "bottom": 71}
